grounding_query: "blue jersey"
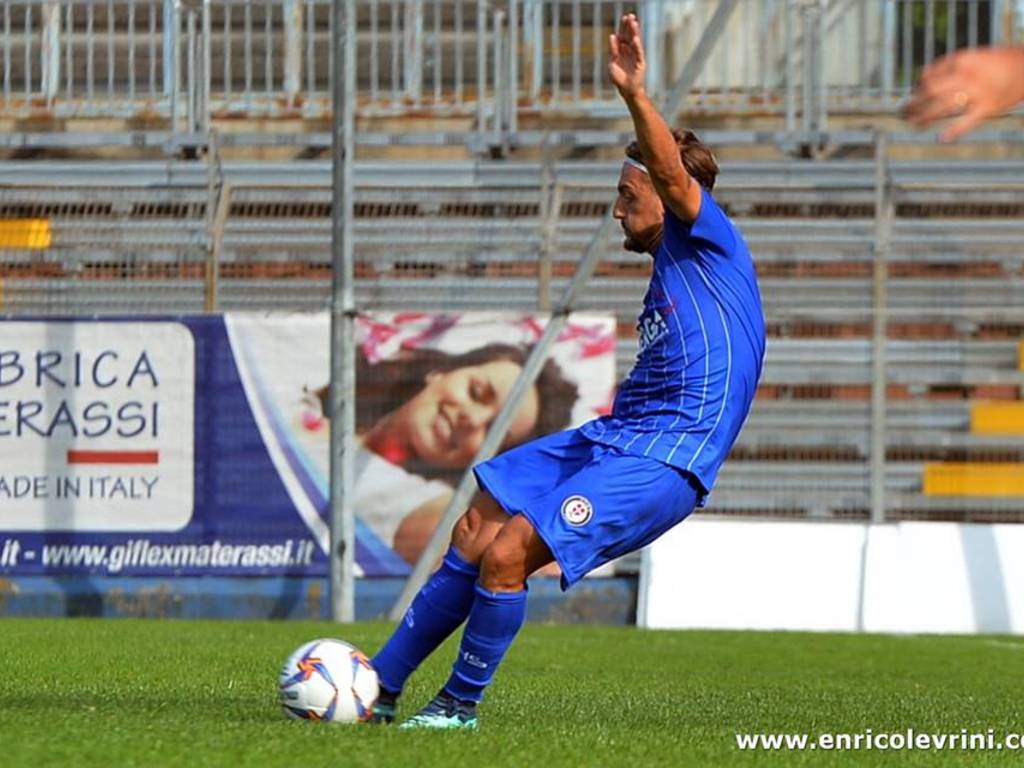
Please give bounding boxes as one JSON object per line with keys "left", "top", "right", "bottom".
{"left": 580, "top": 187, "right": 766, "bottom": 495}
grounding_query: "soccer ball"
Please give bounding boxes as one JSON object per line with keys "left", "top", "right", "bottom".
{"left": 278, "top": 638, "right": 379, "bottom": 723}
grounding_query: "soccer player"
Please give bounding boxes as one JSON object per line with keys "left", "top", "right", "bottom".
{"left": 369, "top": 13, "right": 766, "bottom": 729}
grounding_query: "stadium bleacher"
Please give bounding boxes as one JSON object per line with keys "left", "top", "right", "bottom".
{"left": 2, "top": 152, "right": 1022, "bottom": 523}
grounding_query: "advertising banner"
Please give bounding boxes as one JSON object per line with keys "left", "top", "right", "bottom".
{"left": 0, "top": 313, "right": 616, "bottom": 577}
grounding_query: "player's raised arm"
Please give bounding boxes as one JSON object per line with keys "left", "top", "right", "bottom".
{"left": 609, "top": 13, "right": 702, "bottom": 223}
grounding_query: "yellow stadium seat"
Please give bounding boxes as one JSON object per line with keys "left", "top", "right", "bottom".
{"left": 0, "top": 219, "right": 51, "bottom": 249}
{"left": 923, "top": 463, "right": 1024, "bottom": 497}
{"left": 971, "top": 403, "right": 1024, "bottom": 435}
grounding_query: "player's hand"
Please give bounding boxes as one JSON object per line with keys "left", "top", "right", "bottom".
{"left": 904, "top": 46, "right": 1024, "bottom": 142}
{"left": 609, "top": 13, "right": 646, "bottom": 100}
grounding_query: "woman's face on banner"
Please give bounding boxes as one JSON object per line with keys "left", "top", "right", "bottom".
{"left": 398, "top": 359, "right": 540, "bottom": 469}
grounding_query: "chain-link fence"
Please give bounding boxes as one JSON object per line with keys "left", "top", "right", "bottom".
{"left": 2, "top": 133, "right": 1023, "bottom": 523}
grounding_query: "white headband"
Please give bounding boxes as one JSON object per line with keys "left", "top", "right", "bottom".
{"left": 623, "top": 157, "right": 649, "bottom": 174}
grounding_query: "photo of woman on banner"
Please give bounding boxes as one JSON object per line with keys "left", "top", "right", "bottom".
{"left": 311, "top": 344, "right": 577, "bottom": 471}
{"left": 226, "top": 312, "right": 616, "bottom": 576}
{"left": 306, "top": 340, "right": 580, "bottom": 565}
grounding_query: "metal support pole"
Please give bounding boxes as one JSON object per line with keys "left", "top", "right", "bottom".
{"left": 538, "top": 138, "right": 559, "bottom": 313}
{"left": 858, "top": 0, "right": 868, "bottom": 101}
{"left": 186, "top": 6, "right": 197, "bottom": 132}
{"left": 801, "top": 4, "right": 813, "bottom": 137}
{"left": 524, "top": 0, "right": 542, "bottom": 101}
{"left": 41, "top": 1, "right": 60, "bottom": 105}
{"left": 924, "top": 0, "right": 936, "bottom": 66}
{"left": 493, "top": 9, "right": 505, "bottom": 145}
{"left": 164, "top": 0, "right": 175, "bottom": 95}
{"left": 167, "top": 0, "right": 181, "bottom": 129}
{"left": 205, "top": 133, "right": 226, "bottom": 313}
{"left": 329, "top": 0, "right": 357, "bottom": 624}
{"left": 508, "top": 0, "right": 518, "bottom": 135}
{"left": 785, "top": 0, "right": 796, "bottom": 133}
{"left": 640, "top": 0, "right": 662, "bottom": 98}
{"left": 206, "top": 184, "right": 230, "bottom": 312}
{"left": 815, "top": 0, "right": 827, "bottom": 136}
{"left": 990, "top": 0, "right": 1005, "bottom": 43}
{"left": 870, "top": 131, "right": 891, "bottom": 524}
{"left": 202, "top": 0, "right": 211, "bottom": 134}
{"left": 476, "top": 0, "right": 486, "bottom": 139}
{"left": 880, "top": 0, "right": 894, "bottom": 105}
{"left": 404, "top": 0, "right": 424, "bottom": 103}
{"left": 284, "top": 0, "right": 303, "bottom": 105}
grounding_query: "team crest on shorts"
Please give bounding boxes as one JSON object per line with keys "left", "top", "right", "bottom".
{"left": 561, "top": 495, "right": 593, "bottom": 526}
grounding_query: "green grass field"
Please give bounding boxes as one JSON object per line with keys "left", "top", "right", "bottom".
{"left": 1, "top": 619, "right": 1022, "bottom": 767}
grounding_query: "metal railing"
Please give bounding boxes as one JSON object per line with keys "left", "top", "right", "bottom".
{"left": 2, "top": 0, "right": 172, "bottom": 114}
{"left": 0, "top": 0, "right": 504, "bottom": 127}
{"left": 1, "top": 0, "right": 1021, "bottom": 134}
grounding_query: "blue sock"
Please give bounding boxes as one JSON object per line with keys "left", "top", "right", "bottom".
{"left": 442, "top": 583, "right": 528, "bottom": 703}
{"left": 371, "top": 547, "right": 479, "bottom": 695}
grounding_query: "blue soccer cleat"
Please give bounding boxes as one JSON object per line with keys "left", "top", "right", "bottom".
{"left": 399, "top": 690, "right": 479, "bottom": 730}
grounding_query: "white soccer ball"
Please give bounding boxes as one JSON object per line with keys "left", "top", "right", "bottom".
{"left": 278, "top": 638, "right": 379, "bottom": 723}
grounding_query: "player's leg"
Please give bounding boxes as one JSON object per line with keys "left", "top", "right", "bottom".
{"left": 377, "top": 428, "right": 595, "bottom": 725}
{"left": 369, "top": 490, "right": 507, "bottom": 722}
{"left": 401, "top": 445, "right": 702, "bottom": 729}
{"left": 400, "top": 515, "right": 553, "bottom": 729}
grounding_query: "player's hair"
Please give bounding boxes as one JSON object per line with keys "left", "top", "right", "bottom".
{"left": 316, "top": 342, "right": 578, "bottom": 470}
{"left": 625, "top": 129, "right": 718, "bottom": 191}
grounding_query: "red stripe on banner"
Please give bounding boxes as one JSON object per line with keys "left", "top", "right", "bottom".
{"left": 67, "top": 450, "right": 160, "bottom": 465}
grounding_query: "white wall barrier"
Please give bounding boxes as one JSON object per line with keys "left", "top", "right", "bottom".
{"left": 639, "top": 518, "right": 1024, "bottom": 635}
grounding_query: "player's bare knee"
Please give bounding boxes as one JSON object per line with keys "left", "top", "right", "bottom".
{"left": 479, "top": 539, "right": 527, "bottom": 592}
{"left": 449, "top": 512, "right": 482, "bottom": 564}
{"left": 450, "top": 494, "right": 505, "bottom": 565}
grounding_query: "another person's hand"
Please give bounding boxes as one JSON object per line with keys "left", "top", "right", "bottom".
{"left": 609, "top": 13, "right": 646, "bottom": 99}
{"left": 904, "top": 46, "right": 1024, "bottom": 142}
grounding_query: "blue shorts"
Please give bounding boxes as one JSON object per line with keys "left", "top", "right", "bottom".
{"left": 473, "top": 428, "right": 702, "bottom": 590}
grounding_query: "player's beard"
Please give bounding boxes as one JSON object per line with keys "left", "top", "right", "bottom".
{"left": 623, "top": 222, "right": 663, "bottom": 255}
